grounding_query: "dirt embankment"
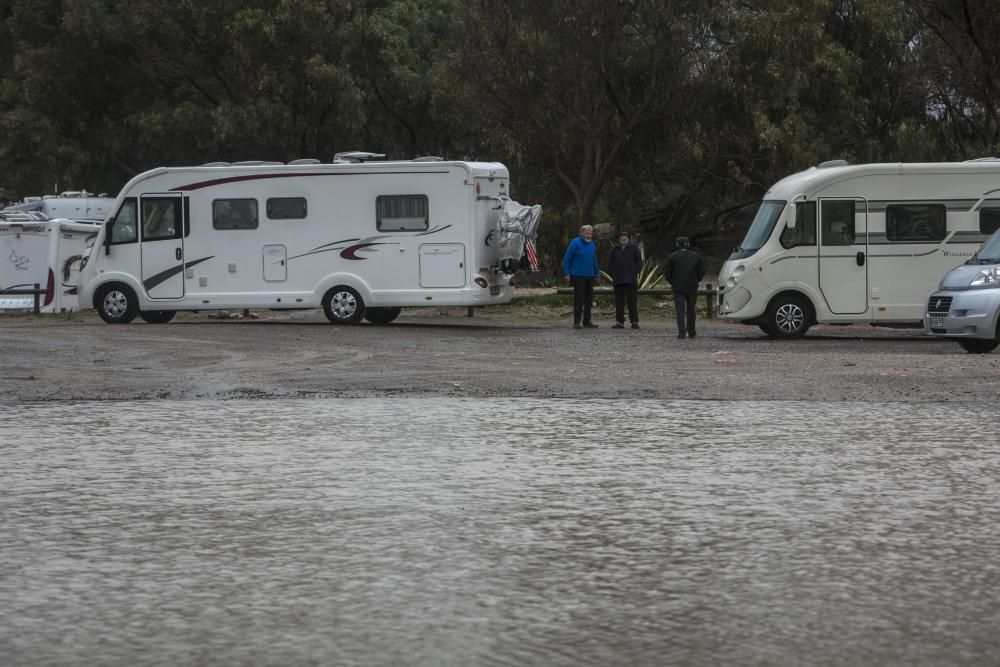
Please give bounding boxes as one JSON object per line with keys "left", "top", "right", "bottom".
{"left": 1, "top": 297, "right": 997, "bottom": 404}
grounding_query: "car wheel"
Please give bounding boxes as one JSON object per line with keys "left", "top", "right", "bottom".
{"left": 138, "top": 310, "right": 176, "bottom": 324}
{"left": 364, "top": 307, "right": 402, "bottom": 325}
{"left": 322, "top": 286, "right": 365, "bottom": 324}
{"left": 958, "top": 337, "right": 1000, "bottom": 353}
{"left": 95, "top": 283, "right": 139, "bottom": 324}
{"left": 764, "top": 295, "right": 811, "bottom": 339}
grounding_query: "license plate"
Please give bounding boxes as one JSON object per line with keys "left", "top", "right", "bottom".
{"left": 490, "top": 285, "right": 501, "bottom": 296}
{"left": 929, "top": 316, "right": 944, "bottom": 328}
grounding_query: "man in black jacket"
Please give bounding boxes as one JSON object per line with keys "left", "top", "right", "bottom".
{"left": 607, "top": 231, "right": 642, "bottom": 329}
{"left": 664, "top": 236, "right": 705, "bottom": 339}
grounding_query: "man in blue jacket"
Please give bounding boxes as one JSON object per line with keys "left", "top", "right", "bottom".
{"left": 562, "top": 224, "right": 601, "bottom": 329}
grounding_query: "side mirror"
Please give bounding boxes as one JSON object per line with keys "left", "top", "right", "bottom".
{"left": 104, "top": 224, "right": 112, "bottom": 255}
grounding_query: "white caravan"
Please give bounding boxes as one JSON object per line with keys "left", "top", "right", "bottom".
{"left": 717, "top": 160, "right": 1000, "bottom": 337}
{"left": 3, "top": 191, "right": 114, "bottom": 222}
{"left": 77, "top": 157, "right": 542, "bottom": 324}
{"left": 1, "top": 214, "right": 102, "bottom": 311}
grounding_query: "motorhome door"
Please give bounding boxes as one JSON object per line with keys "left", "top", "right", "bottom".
{"left": 139, "top": 194, "right": 185, "bottom": 299}
{"left": 818, "top": 198, "right": 868, "bottom": 314}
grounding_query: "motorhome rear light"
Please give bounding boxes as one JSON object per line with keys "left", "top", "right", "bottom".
{"left": 508, "top": 275, "right": 516, "bottom": 286}
{"left": 44, "top": 269, "right": 55, "bottom": 306}
{"left": 474, "top": 276, "right": 489, "bottom": 288}
{"left": 476, "top": 182, "right": 481, "bottom": 195}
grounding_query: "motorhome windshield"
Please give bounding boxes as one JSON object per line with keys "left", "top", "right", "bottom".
{"left": 731, "top": 200, "right": 786, "bottom": 259}
{"left": 971, "top": 230, "right": 1000, "bottom": 263}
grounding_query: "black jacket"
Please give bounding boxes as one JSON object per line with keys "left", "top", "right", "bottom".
{"left": 664, "top": 248, "right": 705, "bottom": 293}
{"left": 608, "top": 242, "right": 642, "bottom": 285}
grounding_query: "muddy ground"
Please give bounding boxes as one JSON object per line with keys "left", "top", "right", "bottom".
{"left": 1, "top": 296, "right": 998, "bottom": 403}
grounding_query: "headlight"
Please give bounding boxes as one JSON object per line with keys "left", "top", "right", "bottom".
{"left": 726, "top": 264, "right": 746, "bottom": 289}
{"left": 970, "top": 267, "right": 1000, "bottom": 287}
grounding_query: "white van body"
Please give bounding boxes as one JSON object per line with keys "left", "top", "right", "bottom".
{"left": 1, "top": 216, "right": 102, "bottom": 311}
{"left": 717, "top": 161, "right": 1000, "bottom": 337}
{"left": 77, "top": 159, "right": 541, "bottom": 324}
{"left": 3, "top": 192, "right": 114, "bottom": 222}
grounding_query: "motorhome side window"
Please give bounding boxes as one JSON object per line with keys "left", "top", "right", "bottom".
{"left": 109, "top": 198, "right": 138, "bottom": 244}
{"left": 213, "top": 199, "right": 259, "bottom": 230}
{"left": 980, "top": 208, "right": 1000, "bottom": 235}
{"left": 781, "top": 201, "right": 816, "bottom": 248}
{"left": 376, "top": 195, "right": 428, "bottom": 231}
{"left": 267, "top": 198, "right": 307, "bottom": 220}
{"left": 142, "top": 198, "right": 182, "bottom": 241}
{"left": 886, "top": 204, "right": 946, "bottom": 242}
{"left": 821, "top": 200, "right": 856, "bottom": 246}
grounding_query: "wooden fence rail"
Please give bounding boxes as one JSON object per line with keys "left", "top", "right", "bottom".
{"left": 556, "top": 284, "right": 718, "bottom": 319}
{"left": 0, "top": 283, "right": 43, "bottom": 314}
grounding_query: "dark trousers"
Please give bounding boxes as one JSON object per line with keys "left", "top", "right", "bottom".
{"left": 571, "top": 276, "right": 595, "bottom": 324}
{"left": 674, "top": 290, "right": 697, "bottom": 336}
{"left": 614, "top": 283, "right": 638, "bottom": 324}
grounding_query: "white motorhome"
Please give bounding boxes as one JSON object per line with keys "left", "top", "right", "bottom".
{"left": 717, "top": 160, "right": 1000, "bottom": 337}
{"left": 1, "top": 214, "right": 102, "bottom": 311}
{"left": 77, "top": 156, "right": 541, "bottom": 324}
{"left": 3, "top": 191, "right": 114, "bottom": 221}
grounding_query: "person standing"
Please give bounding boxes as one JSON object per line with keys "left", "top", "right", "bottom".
{"left": 562, "top": 224, "right": 601, "bottom": 328}
{"left": 608, "top": 230, "right": 642, "bottom": 329}
{"left": 664, "top": 236, "right": 705, "bottom": 339}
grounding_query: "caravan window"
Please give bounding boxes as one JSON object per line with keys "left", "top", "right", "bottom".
{"left": 376, "top": 195, "right": 428, "bottom": 231}
{"left": 980, "top": 208, "right": 1000, "bottom": 235}
{"left": 141, "top": 198, "right": 182, "bottom": 241}
{"left": 821, "top": 201, "right": 856, "bottom": 246}
{"left": 267, "top": 197, "right": 307, "bottom": 220}
{"left": 213, "top": 199, "right": 258, "bottom": 230}
{"left": 109, "top": 198, "right": 138, "bottom": 244}
{"left": 781, "top": 201, "right": 816, "bottom": 249}
{"left": 886, "top": 204, "right": 946, "bottom": 242}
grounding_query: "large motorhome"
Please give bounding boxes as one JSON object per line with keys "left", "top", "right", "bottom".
{"left": 1, "top": 213, "right": 102, "bottom": 311}
{"left": 77, "top": 156, "right": 541, "bottom": 324}
{"left": 717, "top": 160, "right": 1000, "bottom": 338}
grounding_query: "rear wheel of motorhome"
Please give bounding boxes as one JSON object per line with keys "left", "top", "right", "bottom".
{"left": 364, "top": 307, "right": 402, "bottom": 325}
{"left": 763, "top": 294, "right": 812, "bottom": 339}
{"left": 94, "top": 283, "right": 138, "bottom": 324}
{"left": 322, "top": 286, "right": 365, "bottom": 325}
{"left": 138, "top": 310, "right": 176, "bottom": 324}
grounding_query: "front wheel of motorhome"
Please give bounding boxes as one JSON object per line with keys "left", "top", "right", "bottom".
{"left": 364, "top": 307, "right": 402, "bottom": 325}
{"left": 763, "top": 295, "right": 812, "bottom": 339}
{"left": 95, "top": 283, "right": 139, "bottom": 324}
{"left": 139, "top": 310, "right": 176, "bottom": 324}
{"left": 322, "top": 286, "right": 365, "bottom": 324}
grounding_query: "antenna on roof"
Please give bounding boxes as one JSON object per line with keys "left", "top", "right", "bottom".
{"left": 333, "top": 151, "right": 386, "bottom": 164}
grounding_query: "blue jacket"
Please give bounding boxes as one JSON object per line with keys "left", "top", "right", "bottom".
{"left": 562, "top": 237, "right": 600, "bottom": 277}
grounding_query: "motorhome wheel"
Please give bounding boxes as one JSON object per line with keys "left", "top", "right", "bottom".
{"left": 364, "top": 307, "right": 402, "bottom": 325}
{"left": 322, "top": 286, "right": 365, "bottom": 324}
{"left": 764, "top": 295, "right": 811, "bottom": 339}
{"left": 95, "top": 283, "right": 139, "bottom": 324}
{"left": 139, "top": 310, "right": 176, "bottom": 324}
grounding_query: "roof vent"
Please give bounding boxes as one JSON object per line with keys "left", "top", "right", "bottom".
{"left": 232, "top": 160, "right": 283, "bottom": 166}
{"left": 201, "top": 161, "right": 231, "bottom": 167}
{"left": 413, "top": 156, "right": 444, "bottom": 162}
{"left": 334, "top": 151, "right": 386, "bottom": 164}
{"left": 288, "top": 158, "right": 321, "bottom": 165}
{"left": 965, "top": 156, "right": 1000, "bottom": 162}
{"left": 817, "top": 159, "right": 849, "bottom": 169}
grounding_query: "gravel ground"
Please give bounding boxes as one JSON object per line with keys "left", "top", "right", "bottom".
{"left": 2, "top": 293, "right": 998, "bottom": 404}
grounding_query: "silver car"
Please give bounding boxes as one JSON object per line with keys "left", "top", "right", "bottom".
{"left": 926, "top": 232, "right": 1000, "bottom": 353}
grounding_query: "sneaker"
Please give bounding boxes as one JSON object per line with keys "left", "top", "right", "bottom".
{"left": 583, "top": 322, "right": 598, "bottom": 328}
{"left": 677, "top": 334, "right": 686, "bottom": 339}
{"left": 573, "top": 323, "right": 582, "bottom": 329}
{"left": 631, "top": 323, "right": 640, "bottom": 329}
{"left": 612, "top": 322, "right": 625, "bottom": 329}
{"left": 688, "top": 332, "right": 696, "bottom": 338}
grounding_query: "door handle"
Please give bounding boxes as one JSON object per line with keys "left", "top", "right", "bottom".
{"left": 176, "top": 247, "right": 182, "bottom": 261}
{"left": 856, "top": 251, "right": 865, "bottom": 266}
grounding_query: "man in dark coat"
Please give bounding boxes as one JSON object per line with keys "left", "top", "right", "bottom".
{"left": 663, "top": 236, "right": 705, "bottom": 339}
{"left": 607, "top": 231, "right": 642, "bottom": 328}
